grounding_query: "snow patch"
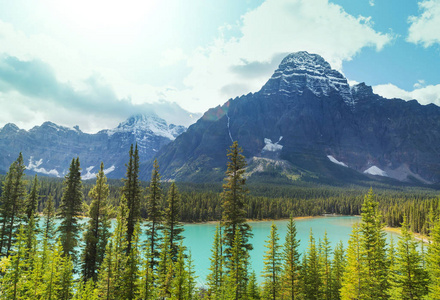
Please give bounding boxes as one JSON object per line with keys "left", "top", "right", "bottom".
{"left": 26, "top": 157, "right": 60, "bottom": 177}
{"left": 262, "top": 137, "right": 283, "bottom": 152}
{"left": 82, "top": 165, "right": 115, "bottom": 180}
{"left": 327, "top": 155, "right": 348, "bottom": 167}
{"left": 82, "top": 166, "right": 96, "bottom": 180}
{"left": 104, "top": 165, "right": 115, "bottom": 175}
{"left": 364, "top": 166, "right": 388, "bottom": 177}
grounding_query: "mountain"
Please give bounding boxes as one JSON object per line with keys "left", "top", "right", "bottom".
{"left": 0, "top": 114, "right": 185, "bottom": 179}
{"left": 151, "top": 51, "right": 440, "bottom": 184}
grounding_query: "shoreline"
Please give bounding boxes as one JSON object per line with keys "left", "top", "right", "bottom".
{"left": 183, "top": 214, "right": 357, "bottom": 225}
{"left": 384, "top": 226, "right": 429, "bottom": 243}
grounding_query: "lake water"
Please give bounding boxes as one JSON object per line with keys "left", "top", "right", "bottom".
{"left": 179, "top": 216, "right": 399, "bottom": 286}
{"left": 47, "top": 215, "right": 399, "bottom": 286}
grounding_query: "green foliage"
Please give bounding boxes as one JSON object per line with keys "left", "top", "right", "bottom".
{"left": 388, "top": 215, "right": 428, "bottom": 299}
{"left": 301, "top": 229, "right": 322, "bottom": 300}
{"left": 207, "top": 225, "right": 224, "bottom": 299}
{"left": 262, "top": 222, "right": 281, "bottom": 300}
{"left": 123, "top": 144, "right": 142, "bottom": 252}
{"left": 145, "top": 159, "right": 163, "bottom": 271}
{"left": 165, "top": 182, "right": 185, "bottom": 261}
{"left": 57, "top": 157, "right": 83, "bottom": 262}
{"left": 0, "top": 153, "right": 27, "bottom": 256}
{"left": 281, "top": 216, "right": 301, "bottom": 299}
{"left": 82, "top": 162, "right": 111, "bottom": 281}
{"left": 222, "top": 141, "right": 252, "bottom": 253}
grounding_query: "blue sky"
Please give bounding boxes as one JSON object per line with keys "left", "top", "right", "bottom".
{"left": 0, "top": 0, "right": 439, "bottom": 132}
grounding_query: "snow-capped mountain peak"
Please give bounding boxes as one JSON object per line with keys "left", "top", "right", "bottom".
{"left": 261, "top": 51, "right": 354, "bottom": 106}
{"left": 106, "top": 113, "right": 185, "bottom": 140}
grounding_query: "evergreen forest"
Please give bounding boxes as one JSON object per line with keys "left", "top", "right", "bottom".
{"left": 0, "top": 142, "right": 440, "bottom": 299}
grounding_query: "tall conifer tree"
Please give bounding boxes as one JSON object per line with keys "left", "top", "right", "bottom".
{"left": 281, "top": 216, "right": 301, "bottom": 300}
{"left": 123, "top": 144, "right": 142, "bottom": 252}
{"left": 221, "top": 141, "right": 252, "bottom": 267}
{"left": 0, "top": 153, "right": 27, "bottom": 256}
{"left": 57, "top": 157, "right": 83, "bottom": 262}
{"left": 82, "top": 162, "right": 111, "bottom": 281}
{"left": 262, "top": 223, "right": 282, "bottom": 300}
{"left": 145, "top": 159, "right": 163, "bottom": 270}
{"left": 164, "top": 182, "right": 184, "bottom": 261}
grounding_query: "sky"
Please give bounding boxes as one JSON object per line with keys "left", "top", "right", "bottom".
{"left": 0, "top": 0, "right": 440, "bottom": 133}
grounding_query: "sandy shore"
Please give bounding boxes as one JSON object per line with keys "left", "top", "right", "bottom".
{"left": 384, "top": 226, "right": 429, "bottom": 243}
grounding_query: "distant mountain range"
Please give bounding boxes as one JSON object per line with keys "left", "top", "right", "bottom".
{"left": 150, "top": 51, "right": 440, "bottom": 184}
{"left": 0, "top": 114, "right": 185, "bottom": 179}
{"left": 2, "top": 51, "right": 440, "bottom": 185}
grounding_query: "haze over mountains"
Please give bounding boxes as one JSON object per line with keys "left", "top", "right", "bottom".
{"left": 2, "top": 51, "right": 440, "bottom": 185}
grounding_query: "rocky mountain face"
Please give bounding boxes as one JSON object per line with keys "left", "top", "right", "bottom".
{"left": 151, "top": 51, "right": 440, "bottom": 184}
{"left": 0, "top": 114, "right": 185, "bottom": 179}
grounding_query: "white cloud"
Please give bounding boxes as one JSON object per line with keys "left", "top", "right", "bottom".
{"left": 373, "top": 83, "right": 440, "bottom": 105}
{"left": 369, "top": 0, "right": 375, "bottom": 6}
{"left": 407, "top": 0, "right": 440, "bottom": 47}
{"left": 160, "top": 48, "right": 187, "bottom": 67}
{"left": 179, "top": 0, "right": 391, "bottom": 113}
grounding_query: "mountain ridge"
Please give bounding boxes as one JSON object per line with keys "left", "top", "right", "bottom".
{"left": 149, "top": 51, "right": 440, "bottom": 184}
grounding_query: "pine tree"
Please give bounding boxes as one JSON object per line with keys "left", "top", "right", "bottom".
{"left": 0, "top": 153, "right": 27, "bottom": 256}
{"left": 262, "top": 222, "right": 282, "bottom": 300}
{"left": 57, "top": 157, "right": 83, "bottom": 262}
{"left": 388, "top": 215, "right": 428, "bottom": 299}
{"left": 221, "top": 141, "right": 252, "bottom": 254}
{"left": 360, "top": 189, "right": 388, "bottom": 300}
{"left": 281, "top": 216, "right": 301, "bottom": 300}
{"left": 43, "top": 194, "right": 56, "bottom": 242}
{"left": 207, "top": 224, "right": 224, "bottom": 299}
{"left": 185, "top": 250, "right": 198, "bottom": 300}
{"left": 139, "top": 239, "right": 158, "bottom": 300}
{"left": 225, "top": 229, "right": 248, "bottom": 300}
{"left": 122, "top": 221, "right": 141, "bottom": 300}
{"left": 25, "top": 175, "right": 40, "bottom": 221}
{"left": 302, "top": 229, "right": 322, "bottom": 300}
{"left": 123, "top": 144, "right": 142, "bottom": 252}
{"left": 164, "top": 182, "right": 184, "bottom": 261}
{"left": 319, "top": 231, "right": 332, "bottom": 300}
{"left": 96, "top": 240, "right": 114, "bottom": 300}
{"left": 170, "top": 243, "right": 187, "bottom": 300}
{"left": 341, "top": 223, "right": 363, "bottom": 300}
{"left": 330, "top": 241, "right": 346, "bottom": 300}
{"left": 0, "top": 225, "right": 29, "bottom": 299}
{"left": 158, "top": 229, "right": 173, "bottom": 299}
{"left": 145, "top": 159, "right": 163, "bottom": 270}
{"left": 246, "top": 271, "right": 261, "bottom": 300}
{"left": 427, "top": 210, "right": 440, "bottom": 298}
{"left": 82, "top": 162, "right": 111, "bottom": 282}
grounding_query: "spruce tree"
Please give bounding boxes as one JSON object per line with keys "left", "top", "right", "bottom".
{"left": 164, "top": 182, "right": 184, "bottom": 261}
{"left": 246, "top": 271, "right": 261, "bottom": 300}
{"left": 43, "top": 194, "right": 56, "bottom": 242}
{"left": 207, "top": 224, "right": 224, "bottom": 299}
{"left": 122, "top": 221, "right": 141, "bottom": 300}
{"left": 221, "top": 141, "right": 252, "bottom": 254}
{"left": 25, "top": 174, "right": 40, "bottom": 221}
{"left": 281, "top": 216, "right": 301, "bottom": 300}
{"left": 389, "top": 215, "right": 428, "bottom": 299}
{"left": 427, "top": 212, "right": 440, "bottom": 298}
{"left": 225, "top": 229, "right": 248, "bottom": 300}
{"left": 82, "top": 162, "right": 111, "bottom": 282}
{"left": 0, "top": 153, "right": 27, "bottom": 256}
{"left": 330, "top": 241, "right": 346, "bottom": 300}
{"left": 341, "top": 223, "right": 363, "bottom": 300}
{"left": 360, "top": 189, "right": 388, "bottom": 300}
{"left": 57, "top": 157, "right": 83, "bottom": 262}
{"left": 123, "top": 144, "right": 142, "bottom": 252}
{"left": 319, "top": 231, "right": 332, "bottom": 299}
{"left": 302, "top": 229, "right": 322, "bottom": 300}
{"left": 262, "top": 222, "right": 282, "bottom": 300}
{"left": 145, "top": 159, "right": 163, "bottom": 270}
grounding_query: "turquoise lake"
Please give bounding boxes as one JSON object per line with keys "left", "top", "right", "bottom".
{"left": 174, "top": 216, "right": 399, "bottom": 286}
{"left": 52, "top": 215, "right": 400, "bottom": 286}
